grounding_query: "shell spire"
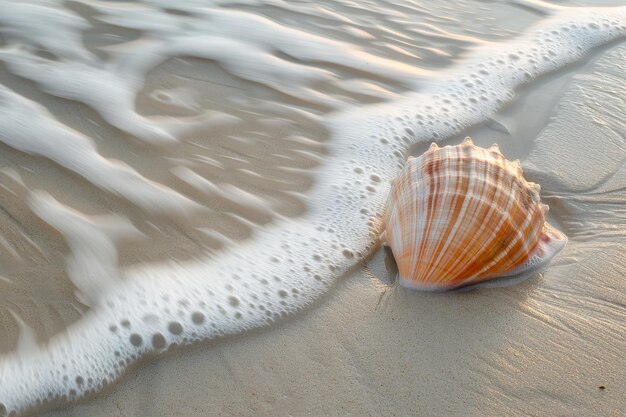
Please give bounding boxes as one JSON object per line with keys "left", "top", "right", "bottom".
{"left": 383, "top": 139, "right": 566, "bottom": 290}
{"left": 510, "top": 159, "right": 523, "bottom": 175}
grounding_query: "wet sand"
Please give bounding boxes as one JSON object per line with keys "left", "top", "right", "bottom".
{"left": 37, "top": 42, "right": 626, "bottom": 417}
{"left": 1, "top": 0, "right": 625, "bottom": 415}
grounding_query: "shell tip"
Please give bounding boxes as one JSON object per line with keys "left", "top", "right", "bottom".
{"left": 380, "top": 231, "right": 388, "bottom": 246}
{"left": 463, "top": 137, "right": 473, "bottom": 145}
{"left": 429, "top": 142, "right": 439, "bottom": 151}
{"left": 489, "top": 143, "right": 500, "bottom": 152}
{"left": 528, "top": 181, "right": 541, "bottom": 195}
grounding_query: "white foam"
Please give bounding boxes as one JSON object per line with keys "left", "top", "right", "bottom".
{"left": 0, "top": 1, "right": 92, "bottom": 61}
{"left": 173, "top": 167, "right": 275, "bottom": 222}
{"left": 0, "top": 0, "right": 429, "bottom": 144}
{"left": 28, "top": 191, "right": 143, "bottom": 308}
{"left": 0, "top": 3, "right": 625, "bottom": 415}
{"left": 0, "top": 85, "right": 203, "bottom": 215}
{"left": 6, "top": 311, "right": 37, "bottom": 357}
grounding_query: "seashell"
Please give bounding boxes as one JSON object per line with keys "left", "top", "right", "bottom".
{"left": 383, "top": 138, "right": 567, "bottom": 290}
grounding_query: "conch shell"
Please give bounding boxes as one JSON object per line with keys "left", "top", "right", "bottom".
{"left": 383, "top": 138, "right": 566, "bottom": 290}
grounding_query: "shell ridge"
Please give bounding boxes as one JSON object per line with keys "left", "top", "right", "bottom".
{"left": 388, "top": 161, "right": 422, "bottom": 280}
{"left": 468, "top": 176, "right": 545, "bottom": 279}
{"left": 430, "top": 147, "right": 499, "bottom": 284}
{"left": 398, "top": 162, "right": 421, "bottom": 276}
{"left": 441, "top": 157, "right": 500, "bottom": 282}
{"left": 410, "top": 152, "right": 442, "bottom": 281}
{"left": 469, "top": 212, "right": 522, "bottom": 279}
{"left": 430, "top": 148, "right": 505, "bottom": 283}
{"left": 410, "top": 162, "right": 426, "bottom": 280}
{"left": 454, "top": 154, "right": 506, "bottom": 281}
{"left": 423, "top": 149, "right": 464, "bottom": 284}
{"left": 460, "top": 159, "right": 529, "bottom": 279}
{"left": 480, "top": 222, "right": 566, "bottom": 281}
{"left": 426, "top": 152, "right": 478, "bottom": 285}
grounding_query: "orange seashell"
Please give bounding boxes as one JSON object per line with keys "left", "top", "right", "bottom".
{"left": 383, "top": 138, "right": 567, "bottom": 290}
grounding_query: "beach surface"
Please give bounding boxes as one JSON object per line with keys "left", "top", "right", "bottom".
{"left": 42, "top": 46, "right": 626, "bottom": 416}
{"left": 41, "top": 43, "right": 626, "bottom": 417}
{"left": 0, "top": 0, "right": 624, "bottom": 415}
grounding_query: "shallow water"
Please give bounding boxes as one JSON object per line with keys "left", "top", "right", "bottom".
{"left": 0, "top": 0, "right": 625, "bottom": 415}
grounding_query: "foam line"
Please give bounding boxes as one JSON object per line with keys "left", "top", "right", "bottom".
{"left": 28, "top": 191, "right": 143, "bottom": 308}
{"left": 0, "top": 0, "right": 93, "bottom": 61}
{"left": 0, "top": 85, "right": 203, "bottom": 216}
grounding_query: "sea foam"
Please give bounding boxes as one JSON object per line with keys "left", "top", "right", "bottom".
{"left": 0, "top": 1, "right": 625, "bottom": 415}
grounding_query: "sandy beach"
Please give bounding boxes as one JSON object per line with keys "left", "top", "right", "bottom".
{"left": 37, "top": 41, "right": 626, "bottom": 417}
{"left": 0, "top": 0, "right": 625, "bottom": 416}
